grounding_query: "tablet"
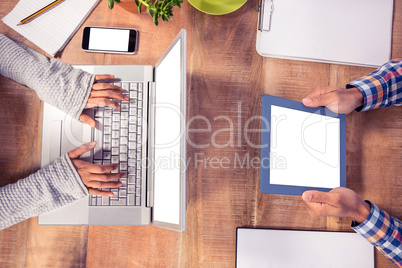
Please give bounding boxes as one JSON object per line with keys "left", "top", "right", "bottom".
{"left": 260, "top": 95, "right": 346, "bottom": 195}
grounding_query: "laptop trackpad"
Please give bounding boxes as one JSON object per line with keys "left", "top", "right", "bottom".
{"left": 38, "top": 196, "right": 89, "bottom": 225}
{"left": 88, "top": 207, "right": 151, "bottom": 225}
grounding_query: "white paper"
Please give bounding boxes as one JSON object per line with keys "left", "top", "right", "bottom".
{"left": 270, "top": 105, "right": 340, "bottom": 188}
{"left": 2, "top": 0, "right": 99, "bottom": 56}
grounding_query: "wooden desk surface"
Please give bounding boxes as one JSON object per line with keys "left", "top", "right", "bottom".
{"left": 0, "top": 0, "right": 401, "bottom": 267}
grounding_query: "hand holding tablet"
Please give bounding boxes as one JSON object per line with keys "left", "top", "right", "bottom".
{"left": 302, "top": 187, "right": 371, "bottom": 223}
{"left": 302, "top": 86, "right": 364, "bottom": 114}
{"left": 260, "top": 94, "right": 346, "bottom": 195}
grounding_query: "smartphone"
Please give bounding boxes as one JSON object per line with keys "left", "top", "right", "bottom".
{"left": 82, "top": 26, "right": 138, "bottom": 54}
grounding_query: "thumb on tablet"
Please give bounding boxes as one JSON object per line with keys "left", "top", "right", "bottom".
{"left": 302, "top": 190, "right": 331, "bottom": 204}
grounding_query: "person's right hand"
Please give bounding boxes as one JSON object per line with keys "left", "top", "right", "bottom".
{"left": 302, "top": 86, "right": 364, "bottom": 114}
{"left": 68, "top": 141, "right": 125, "bottom": 197}
{"left": 302, "top": 187, "right": 371, "bottom": 223}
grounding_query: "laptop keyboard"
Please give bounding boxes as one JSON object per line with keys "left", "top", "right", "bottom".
{"left": 89, "top": 81, "right": 146, "bottom": 207}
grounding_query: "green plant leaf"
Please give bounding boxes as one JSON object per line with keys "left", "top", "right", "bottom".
{"left": 108, "top": 0, "right": 114, "bottom": 9}
{"left": 136, "top": 0, "right": 183, "bottom": 26}
{"left": 172, "top": 0, "right": 182, "bottom": 7}
{"left": 138, "top": 2, "right": 143, "bottom": 14}
{"left": 114, "top": 0, "right": 120, "bottom": 3}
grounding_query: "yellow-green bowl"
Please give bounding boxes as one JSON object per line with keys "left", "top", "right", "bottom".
{"left": 188, "top": 0, "right": 247, "bottom": 15}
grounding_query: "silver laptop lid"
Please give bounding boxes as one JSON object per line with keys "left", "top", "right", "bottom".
{"left": 148, "top": 29, "right": 186, "bottom": 231}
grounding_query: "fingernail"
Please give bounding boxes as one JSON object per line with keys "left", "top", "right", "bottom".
{"left": 303, "top": 98, "right": 312, "bottom": 104}
{"left": 82, "top": 141, "right": 96, "bottom": 148}
{"left": 124, "top": 95, "right": 129, "bottom": 100}
{"left": 120, "top": 173, "right": 127, "bottom": 178}
{"left": 90, "top": 122, "right": 96, "bottom": 127}
{"left": 302, "top": 192, "right": 312, "bottom": 201}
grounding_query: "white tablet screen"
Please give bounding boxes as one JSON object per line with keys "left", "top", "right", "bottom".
{"left": 270, "top": 105, "right": 340, "bottom": 188}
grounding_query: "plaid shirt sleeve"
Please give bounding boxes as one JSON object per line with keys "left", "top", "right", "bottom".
{"left": 351, "top": 201, "right": 402, "bottom": 267}
{"left": 346, "top": 59, "right": 402, "bottom": 112}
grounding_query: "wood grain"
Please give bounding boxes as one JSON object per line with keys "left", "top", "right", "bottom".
{"left": 0, "top": 0, "right": 401, "bottom": 267}
{"left": 183, "top": 2, "right": 263, "bottom": 266}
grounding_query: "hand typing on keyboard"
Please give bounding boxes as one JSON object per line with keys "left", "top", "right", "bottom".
{"left": 68, "top": 141, "right": 125, "bottom": 197}
{"left": 79, "top": 74, "right": 129, "bottom": 128}
{"left": 89, "top": 81, "right": 145, "bottom": 206}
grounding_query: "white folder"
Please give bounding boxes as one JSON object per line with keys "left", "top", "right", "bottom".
{"left": 256, "top": 0, "right": 393, "bottom": 67}
{"left": 236, "top": 228, "right": 374, "bottom": 268}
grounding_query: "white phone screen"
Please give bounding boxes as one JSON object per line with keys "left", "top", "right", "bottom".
{"left": 88, "top": 28, "right": 130, "bottom": 52}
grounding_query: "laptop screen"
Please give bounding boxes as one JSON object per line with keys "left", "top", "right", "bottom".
{"left": 152, "top": 30, "right": 186, "bottom": 230}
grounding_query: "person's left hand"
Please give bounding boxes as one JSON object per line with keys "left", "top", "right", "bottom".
{"left": 302, "top": 187, "right": 371, "bottom": 223}
{"left": 79, "top": 74, "right": 129, "bottom": 127}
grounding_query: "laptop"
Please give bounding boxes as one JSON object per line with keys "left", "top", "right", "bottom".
{"left": 38, "top": 29, "right": 186, "bottom": 232}
{"left": 236, "top": 228, "right": 374, "bottom": 267}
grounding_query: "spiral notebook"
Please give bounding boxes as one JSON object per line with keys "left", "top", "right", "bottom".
{"left": 2, "top": 0, "right": 100, "bottom": 56}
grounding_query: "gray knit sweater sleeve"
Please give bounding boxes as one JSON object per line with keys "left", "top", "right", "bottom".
{"left": 0, "top": 154, "right": 88, "bottom": 230}
{"left": 0, "top": 33, "right": 95, "bottom": 119}
{"left": 0, "top": 33, "right": 92, "bottom": 230}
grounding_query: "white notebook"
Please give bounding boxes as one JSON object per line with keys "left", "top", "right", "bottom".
{"left": 2, "top": 0, "right": 100, "bottom": 56}
{"left": 236, "top": 228, "right": 374, "bottom": 268}
{"left": 256, "top": 0, "right": 393, "bottom": 67}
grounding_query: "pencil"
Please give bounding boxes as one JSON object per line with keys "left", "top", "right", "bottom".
{"left": 17, "top": 0, "right": 64, "bottom": 26}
